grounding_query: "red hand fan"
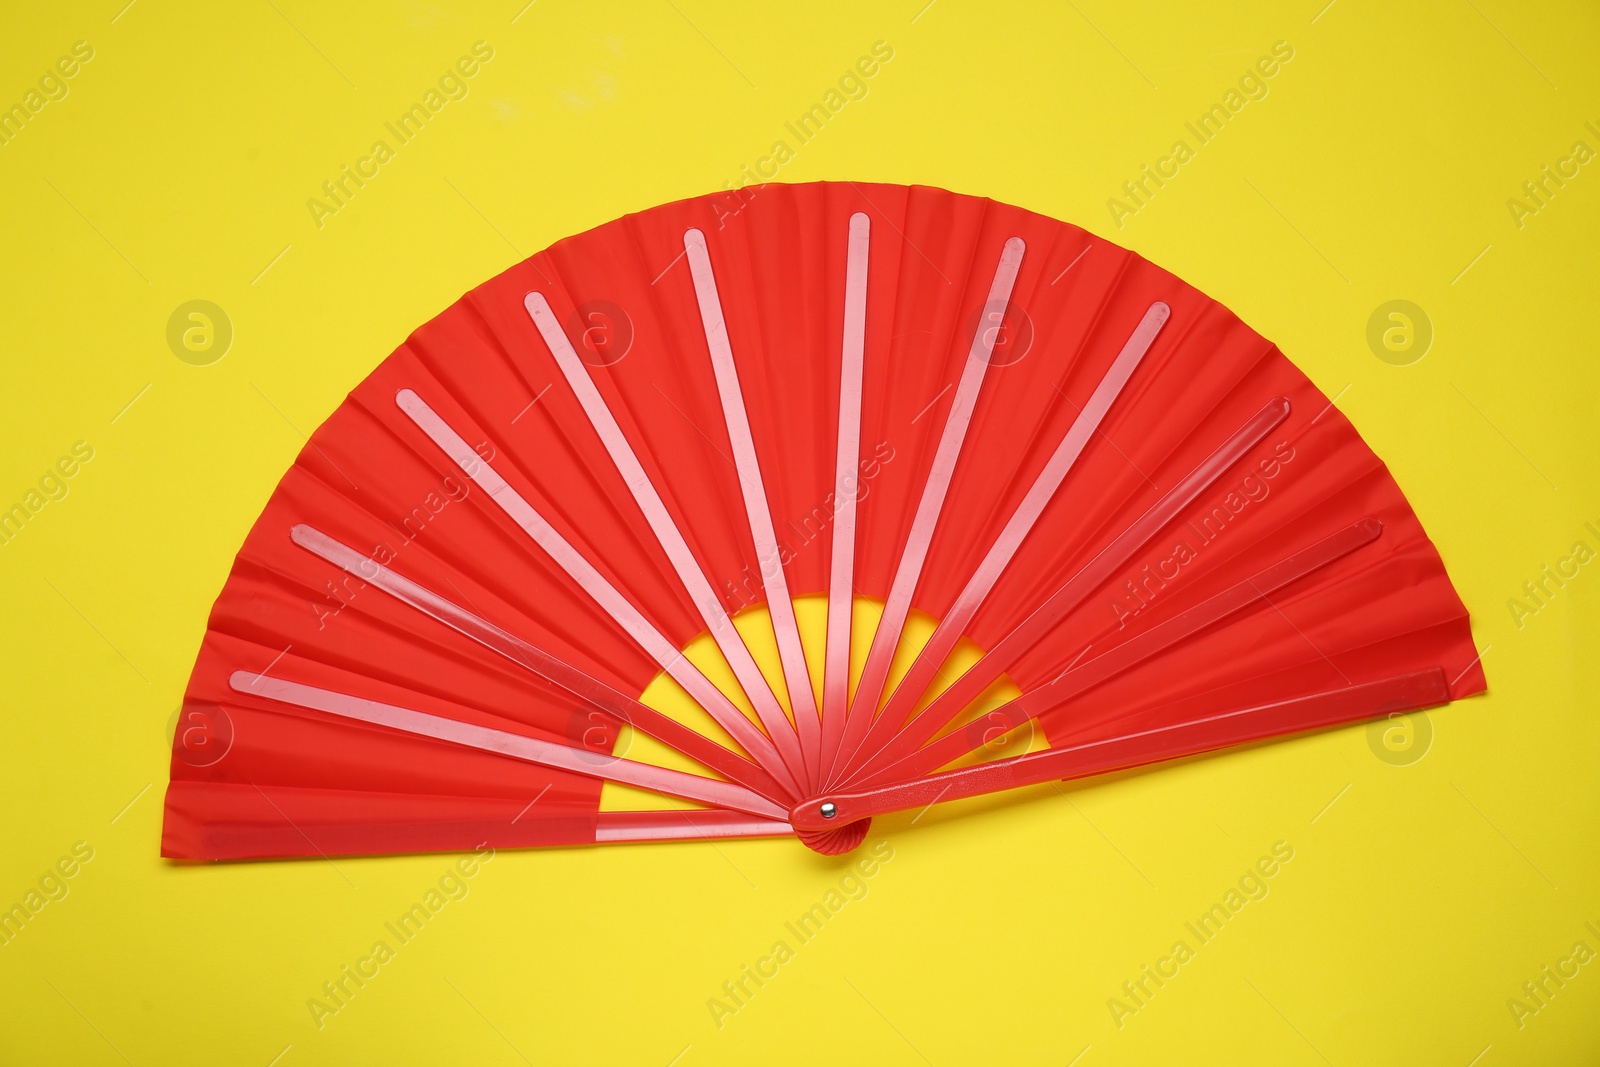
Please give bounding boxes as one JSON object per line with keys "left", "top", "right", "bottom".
{"left": 161, "top": 181, "right": 1485, "bottom": 860}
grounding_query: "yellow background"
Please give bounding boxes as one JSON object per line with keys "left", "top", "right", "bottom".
{"left": 2, "top": 1, "right": 1597, "bottom": 1063}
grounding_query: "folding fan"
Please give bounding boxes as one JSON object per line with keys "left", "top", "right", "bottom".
{"left": 162, "top": 181, "right": 1485, "bottom": 860}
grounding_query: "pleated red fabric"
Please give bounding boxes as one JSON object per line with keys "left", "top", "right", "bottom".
{"left": 163, "top": 182, "right": 1484, "bottom": 860}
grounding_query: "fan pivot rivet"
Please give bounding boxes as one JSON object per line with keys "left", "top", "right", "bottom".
{"left": 819, "top": 802, "right": 837, "bottom": 819}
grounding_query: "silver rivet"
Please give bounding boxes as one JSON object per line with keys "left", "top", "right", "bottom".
{"left": 820, "top": 802, "right": 837, "bottom": 819}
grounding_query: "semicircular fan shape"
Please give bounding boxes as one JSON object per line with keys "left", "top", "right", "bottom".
{"left": 161, "top": 181, "right": 1485, "bottom": 860}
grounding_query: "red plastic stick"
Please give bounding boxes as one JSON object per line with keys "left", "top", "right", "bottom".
{"left": 820, "top": 212, "right": 873, "bottom": 786}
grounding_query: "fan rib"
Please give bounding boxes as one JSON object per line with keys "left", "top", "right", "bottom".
{"left": 821, "top": 212, "right": 873, "bottom": 781}
{"left": 595, "top": 811, "right": 792, "bottom": 842}
{"left": 681, "top": 228, "right": 822, "bottom": 786}
{"left": 859, "top": 396, "right": 1293, "bottom": 771}
{"left": 394, "top": 387, "right": 802, "bottom": 798}
{"left": 229, "top": 671, "right": 788, "bottom": 821}
{"left": 289, "top": 524, "right": 787, "bottom": 802}
{"left": 860, "top": 517, "right": 1385, "bottom": 783}
{"left": 793, "top": 668, "right": 1452, "bottom": 830}
{"left": 825, "top": 235, "right": 1028, "bottom": 785}
{"left": 524, "top": 288, "right": 813, "bottom": 792}
{"left": 843, "top": 300, "right": 1172, "bottom": 776}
